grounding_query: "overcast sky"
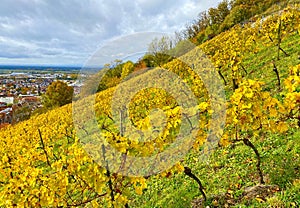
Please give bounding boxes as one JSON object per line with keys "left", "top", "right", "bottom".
{"left": 0, "top": 0, "right": 221, "bottom": 66}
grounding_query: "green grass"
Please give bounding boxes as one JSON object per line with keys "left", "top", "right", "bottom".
{"left": 244, "top": 32, "right": 300, "bottom": 91}
{"left": 128, "top": 129, "right": 299, "bottom": 207}
{"left": 212, "top": 32, "right": 300, "bottom": 102}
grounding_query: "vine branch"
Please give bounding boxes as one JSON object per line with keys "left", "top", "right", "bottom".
{"left": 38, "top": 129, "right": 51, "bottom": 166}
{"left": 184, "top": 166, "right": 206, "bottom": 201}
{"left": 243, "top": 138, "right": 265, "bottom": 184}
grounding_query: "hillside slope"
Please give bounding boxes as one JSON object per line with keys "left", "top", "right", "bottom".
{"left": 0, "top": 4, "right": 299, "bottom": 208}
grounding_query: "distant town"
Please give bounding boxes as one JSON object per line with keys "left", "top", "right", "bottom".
{"left": 0, "top": 66, "right": 81, "bottom": 128}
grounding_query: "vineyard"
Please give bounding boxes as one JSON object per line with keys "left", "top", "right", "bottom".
{"left": 0, "top": 3, "right": 300, "bottom": 208}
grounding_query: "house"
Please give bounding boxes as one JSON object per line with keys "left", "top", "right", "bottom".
{"left": 0, "top": 97, "right": 14, "bottom": 105}
{"left": 0, "top": 108, "right": 13, "bottom": 125}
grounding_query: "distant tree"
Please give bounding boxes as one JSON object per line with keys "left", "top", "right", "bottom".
{"left": 140, "top": 54, "right": 156, "bottom": 68}
{"left": 148, "top": 36, "right": 174, "bottom": 67}
{"left": 181, "top": 0, "right": 281, "bottom": 44}
{"left": 70, "top": 74, "right": 78, "bottom": 80}
{"left": 217, "top": 0, "right": 230, "bottom": 22}
{"left": 197, "top": 11, "right": 211, "bottom": 31}
{"left": 170, "top": 40, "right": 195, "bottom": 57}
{"left": 108, "top": 60, "right": 123, "bottom": 78}
{"left": 97, "top": 61, "right": 125, "bottom": 92}
{"left": 121, "top": 61, "right": 135, "bottom": 80}
{"left": 134, "top": 58, "right": 148, "bottom": 70}
{"left": 43, "top": 81, "right": 74, "bottom": 108}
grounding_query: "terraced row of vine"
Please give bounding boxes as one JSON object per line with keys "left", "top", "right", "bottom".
{"left": 0, "top": 4, "right": 299, "bottom": 207}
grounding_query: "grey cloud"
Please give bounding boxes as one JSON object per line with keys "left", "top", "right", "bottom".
{"left": 0, "top": 0, "right": 221, "bottom": 66}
